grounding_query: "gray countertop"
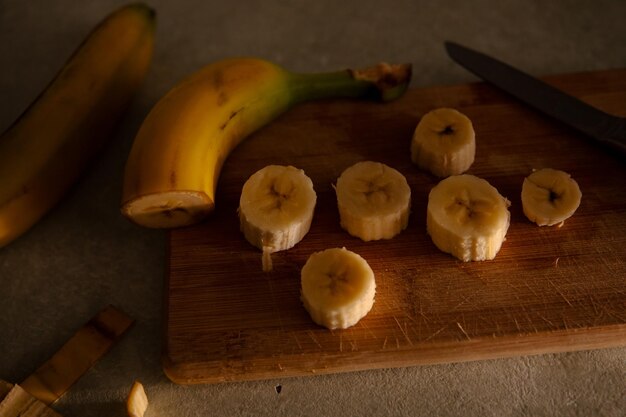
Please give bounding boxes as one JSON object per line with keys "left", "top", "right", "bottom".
{"left": 1, "top": 1, "right": 625, "bottom": 416}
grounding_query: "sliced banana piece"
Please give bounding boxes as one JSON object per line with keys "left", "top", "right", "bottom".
{"left": 335, "top": 161, "right": 411, "bottom": 241}
{"left": 239, "top": 165, "right": 316, "bottom": 271}
{"left": 410, "top": 108, "right": 476, "bottom": 177}
{"left": 427, "top": 174, "right": 510, "bottom": 262}
{"left": 301, "top": 247, "right": 376, "bottom": 329}
{"left": 521, "top": 168, "right": 582, "bottom": 226}
{"left": 126, "top": 380, "right": 148, "bottom": 417}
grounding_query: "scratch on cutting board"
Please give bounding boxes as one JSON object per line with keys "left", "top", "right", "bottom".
{"left": 360, "top": 321, "right": 377, "bottom": 340}
{"left": 307, "top": 330, "right": 323, "bottom": 349}
{"left": 539, "top": 315, "right": 556, "bottom": 329}
{"left": 554, "top": 257, "right": 560, "bottom": 267}
{"left": 523, "top": 282, "right": 541, "bottom": 299}
{"left": 424, "top": 325, "right": 447, "bottom": 342}
{"left": 451, "top": 294, "right": 474, "bottom": 312}
{"left": 393, "top": 316, "right": 413, "bottom": 346}
{"left": 382, "top": 336, "right": 388, "bottom": 350}
{"left": 350, "top": 336, "right": 358, "bottom": 351}
{"left": 588, "top": 294, "right": 601, "bottom": 319}
{"left": 548, "top": 278, "right": 573, "bottom": 307}
{"left": 415, "top": 298, "right": 430, "bottom": 323}
{"left": 524, "top": 311, "right": 540, "bottom": 333}
{"left": 609, "top": 309, "right": 626, "bottom": 322}
{"left": 292, "top": 332, "right": 302, "bottom": 350}
{"left": 416, "top": 308, "right": 430, "bottom": 323}
{"left": 456, "top": 322, "right": 471, "bottom": 340}
{"left": 608, "top": 284, "right": 626, "bottom": 297}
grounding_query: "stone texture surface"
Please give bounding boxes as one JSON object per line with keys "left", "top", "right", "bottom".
{"left": 0, "top": 0, "right": 625, "bottom": 416}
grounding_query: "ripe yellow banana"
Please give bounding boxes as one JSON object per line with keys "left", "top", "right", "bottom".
{"left": 121, "top": 61, "right": 412, "bottom": 228}
{"left": 0, "top": 3, "right": 155, "bottom": 247}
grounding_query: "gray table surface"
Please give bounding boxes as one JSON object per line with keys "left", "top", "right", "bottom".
{"left": 1, "top": 1, "right": 625, "bottom": 416}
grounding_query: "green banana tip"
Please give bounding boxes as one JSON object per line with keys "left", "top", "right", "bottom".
{"left": 127, "top": 2, "right": 157, "bottom": 20}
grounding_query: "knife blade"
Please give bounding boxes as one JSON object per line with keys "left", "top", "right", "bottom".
{"left": 444, "top": 41, "right": 626, "bottom": 156}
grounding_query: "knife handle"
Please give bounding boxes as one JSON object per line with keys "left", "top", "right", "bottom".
{"left": 597, "top": 116, "right": 626, "bottom": 158}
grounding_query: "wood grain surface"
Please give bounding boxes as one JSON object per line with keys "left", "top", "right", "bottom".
{"left": 163, "top": 69, "right": 626, "bottom": 384}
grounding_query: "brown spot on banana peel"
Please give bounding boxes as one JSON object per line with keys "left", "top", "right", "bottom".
{"left": 212, "top": 70, "right": 224, "bottom": 89}
{"left": 219, "top": 107, "right": 244, "bottom": 131}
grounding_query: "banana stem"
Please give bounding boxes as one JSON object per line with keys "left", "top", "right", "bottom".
{"left": 288, "top": 62, "right": 412, "bottom": 105}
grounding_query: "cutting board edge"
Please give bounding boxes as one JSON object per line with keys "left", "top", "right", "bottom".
{"left": 161, "top": 323, "right": 626, "bottom": 385}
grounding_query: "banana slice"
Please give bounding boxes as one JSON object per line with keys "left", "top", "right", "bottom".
{"left": 239, "top": 165, "right": 316, "bottom": 271}
{"left": 410, "top": 108, "right": 476, "bottom": 177}
{"left": 301, "top": 247, "right": 376, "bottom": 329}
{"left": 427, "top": 174, "right": 511, "bottom": 262}
{"left": 126, "top": 380, "right": 148, "bottom": 417}
{"left": 335, "top": 161, "right": 411, "bottom": 241}
{"left": 521, "top": 168, "right": 582, "bottom": 226}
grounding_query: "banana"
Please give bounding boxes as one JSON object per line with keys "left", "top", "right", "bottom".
{"left": 410, "top": 108, "right": 475, "bottom": 177}
{"left": 121, "top": 61, "right": 412, "bottom": 228}
{"left": 427, "top": 174, "right": 511, "bottom": 262}
{"left": 0, "top": 3, "right": 155, "bottom": 248}
{"left": 335, "top": 161, "right": 411, "bottom": 241}
{"left": 239, "top": 165, "right": 316, "bottom": 272}
{"left": 126, "top": 380, "right": 148, "bottom": 417}
{"left": 521, "top": 168, "right": 582, "bottom": 227}
{"left": 300, "top": 247, "right": 376, "bottom": 329}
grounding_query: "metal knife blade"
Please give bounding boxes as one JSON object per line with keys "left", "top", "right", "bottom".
{"left": 444, "top": 41, "right": 626, "bottom": 156}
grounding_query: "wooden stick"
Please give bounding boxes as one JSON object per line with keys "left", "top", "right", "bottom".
{"left": 20, "top": 305, "right": 134, "bottom": 405}
{"left": 0, "top": 384, "right": 62, "bottom": 417}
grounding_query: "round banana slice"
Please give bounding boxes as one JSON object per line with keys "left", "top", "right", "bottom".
{"left": 427, "top": 174, "right": 510, "bottom": 262}
{"left": 521, "top": 168, "right": 582, "bottom": 226}
{"left": 301, "top": 247, "right": 376, "bottom": 329}
{"left": 239, "top": 165, "right": 317, "bottom": 271}
{"left": 410, "top": 108, "right": 476, "bottom": 177}
{"left": 335, "top": 161, "right": 411, "bottom": 241}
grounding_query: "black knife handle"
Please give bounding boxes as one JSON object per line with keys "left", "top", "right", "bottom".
{"left": 601, "top": 116, "right": 626, "bottom": 156}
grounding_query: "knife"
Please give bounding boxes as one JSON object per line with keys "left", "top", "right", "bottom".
{"left": 444, "top": 41, "right": 626, "bottom": 156}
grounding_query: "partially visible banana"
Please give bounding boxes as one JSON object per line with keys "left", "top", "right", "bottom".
{"left": 239, "top": 165, "right": 316, "bottom": 271}
{"left": 521, "top": 168, "right": 582, "bottom": 227}
{"left": 335, "top": 161, "right": 411, "bottom": 241}
{"left": 300, "top": 247, "right": 376, "bottom": 329}
{"left": 427, "top": 174, "right": 510, "bottom": 262}
{"left": 121, "top": 60, "right": 412, "bottom": 228}
{"left": 0, "top": 3, "right": 155, "bottom": 247}
{"left": 410, "top": 108, "right": 475, "bottom": 177}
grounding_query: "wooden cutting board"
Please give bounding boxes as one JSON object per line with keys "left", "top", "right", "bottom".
{"left": 163, "top": 69, "right": 626, "bottom": 384}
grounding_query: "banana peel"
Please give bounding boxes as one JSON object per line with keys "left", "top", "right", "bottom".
{"left": 0, "top": 3, "right": 155, "bottom": 247}
{"left": 121, "top": 59, "right": 412, "bottom": 228}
